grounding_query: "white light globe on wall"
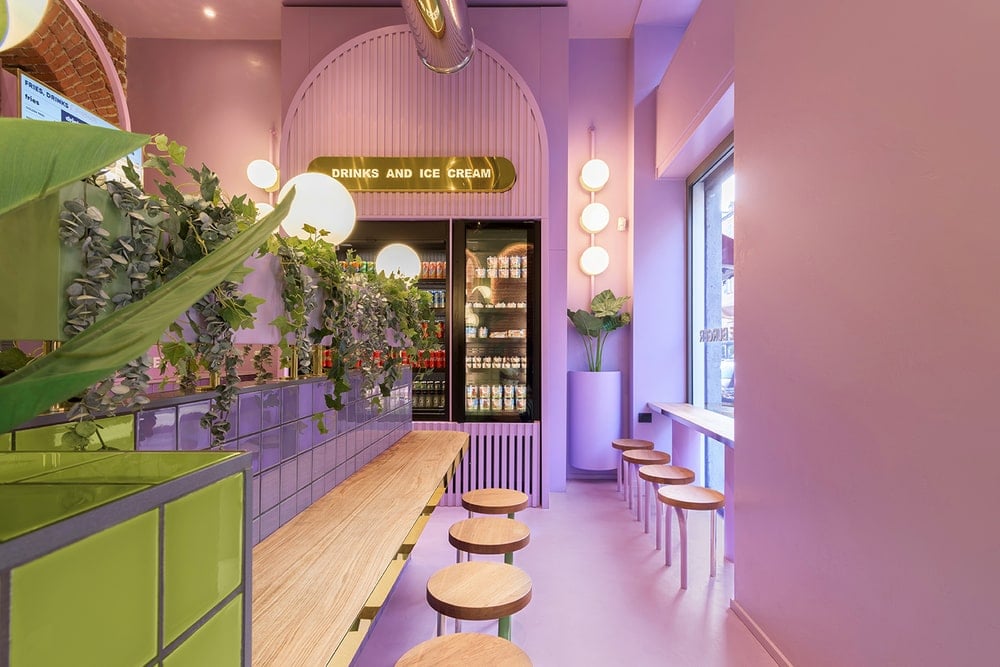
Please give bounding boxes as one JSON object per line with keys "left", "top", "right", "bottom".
{"left": 580, "top": 158, "right": 610, "bottom": 192}
{"left": 375, "top": 243, "right": 421, "bottom": 278}
{"left": 1, "top": 0, "right": 51, "bottom": 51}
{"left": 580, "top": 245, "right": 610, "bottom": 276}
{"left": 580, "top": 202, "right": 610, "bottom": 234}
{"left": 277, "top": 172, "right": 356, "bottom": 244}
{"left": 246, "top": 159, "right": 279, "bottom": 191}
{"left": 254, "top": 202, "right": 274, "bottom": 220}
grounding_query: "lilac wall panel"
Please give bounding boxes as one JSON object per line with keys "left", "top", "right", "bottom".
{"left": 282, "top": 25, "right": 545, "bottom": 220}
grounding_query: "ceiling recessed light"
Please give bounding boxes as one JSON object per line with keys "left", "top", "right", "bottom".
{"left": 203, "top": 7, "right": 217, "bottom": 19}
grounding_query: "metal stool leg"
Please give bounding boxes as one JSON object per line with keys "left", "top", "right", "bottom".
{"left": 710, "top": 509, "right": 718, "bottom": 579}
{"left": 616, "top": 452, "right": 623, "bottom": 496}
{"left": 643, "top": 479, "right": 651, "bottom": 533}
{"left": 654, "top": 483, "right": 662, "bottom": 549}
{"left": 677, "top": 507, "right": 688, "bottom": 590}
{"left": 437, "top": 612, "right": 446, "bottom": 636}
{"left": 665, "top": 502, "right": 673, "bottom": 566}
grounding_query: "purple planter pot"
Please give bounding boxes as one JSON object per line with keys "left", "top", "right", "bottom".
{"left": 567, "top": 370, "right": 621, "bottom": 471}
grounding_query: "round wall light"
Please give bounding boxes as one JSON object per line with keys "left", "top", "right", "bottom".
{"left": 246, "top": 159, "right": 279, "bottom": 191}
{"left": 375, "top": 243, "right": 421, "bottom": 278}
{"left": 255, "top": 202, "right": 274, "bottom": 220}
{"left": 580, "top": 201, "right": 610, "bottom": 234}
{"left": 580, "top": 158, "right": 610, "bottom": 192}
{"left": 1, "top": 0, "right": 51, "bottom": 51}
{"left": 277, "top": 172, "right": 356, "bottom": 244}
{"left": 579, "top": 245, "right": 610, "bottom": 276}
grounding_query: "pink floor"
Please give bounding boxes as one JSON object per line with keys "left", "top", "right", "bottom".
{"left": 353, "top": 479, "right": 776, "bottom": 666}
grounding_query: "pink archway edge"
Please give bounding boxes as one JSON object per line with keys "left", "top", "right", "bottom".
{"left": 64, "top": 0, "right": 131, "bottom": 130}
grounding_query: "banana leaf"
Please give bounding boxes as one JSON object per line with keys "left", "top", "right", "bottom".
{"left": 0, "top": 191, "right": 294, "bottom": 433}
{"left": 0, "top": 118, "right": 149, "bottom": 219}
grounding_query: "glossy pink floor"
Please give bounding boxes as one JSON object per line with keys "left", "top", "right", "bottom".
{"left": 354, "top": 479, "right": 776, "bottom": 666}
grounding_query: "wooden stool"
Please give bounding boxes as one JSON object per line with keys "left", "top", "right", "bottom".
{"left": 462, "top": 488, "right": 529, "bottom": 519}
{"left": 396, "top": 633, "right": 532, "bottom": 666}
{"left": 657, "top": 485, "right": 724, "bottom": 590}
{"left": 621, "top": 449, "right": 671, "bottom": 523}
{"left": 610, "top": 438, "right": 654, "bottom": 505}
{"left": 449, "top": 517, "right": 530, "bottom": 565}
{"left": 638, "top": 464, "right": 695, "bottom": 549}
{"left": 427, "top": 561, "right": 532, "bottom": 640}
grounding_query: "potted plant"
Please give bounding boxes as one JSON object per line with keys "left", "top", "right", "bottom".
{"left": 566, "top": 289, "right": 631, "bottom": 471}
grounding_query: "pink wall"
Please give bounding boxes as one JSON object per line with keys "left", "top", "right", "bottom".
{"left": 734, "top": 2, "right": 1000, "bottom": 664}
{"left": 127, "top": 39, "right": 282, "bottom": 206}
{"left": 629, "top": 25, "right": 688, "bottom": 446}
{"left": 655, "top": 0, "right": 734, "bottom": 178}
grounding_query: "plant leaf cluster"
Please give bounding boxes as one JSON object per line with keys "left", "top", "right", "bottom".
{"left": 567, "top": 289, "right": 632, "bottom": 372}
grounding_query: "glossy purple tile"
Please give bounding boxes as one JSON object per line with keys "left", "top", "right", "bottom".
{"left": 261, "top": 389, "right": 281, "bottom": 429}
{"left": 238, "top": 391, "right": 262, "bottom": 436}
{"left": 279, "top": 460, "right": 296, "bottom": 500}
{"left": 311, "top": 482, "right": 325, "bottom": 504}
{"left": 295, "top": 419, "right": 312, "bottom": 454}
{"left": 279, "top": 498, "right": 296, "bottom": 526}
{"left": 335, "top": 435, "right": 348, "bottom": 467}
{"left": 280, "top": 423, "right": 298, "bottom": 462}
{"left": 177, "top": 400, "right": 211, "bottom": 451}
{"left": 260, "top": 427, "right": 281, "bottom": 471}
{"left": 236, "top": 434, "right": 261, "bottom": 473}
{"left": 296, "top": 452, "right": 312, "bottom": 490}
{"left": 251, "top": 518, "right": 260, "bottom": 546}
{"left": 260, "top": 468, "right": 280, "bottom": 513}
{"left": 260, "top": 508, "right": 279, "bottom": 541}
{"left": 295, "top": 488, "right": 311, "bottom": 514}
{"left": 282, "top": 383, "right": 313, "bottom": 422}
{"left": 312, "top": 381, "right": 333, "bottom": 412}
{"left": 135, "top": 407, "right": 176, "bottom": 452}
{"left": 251, "top": 475, "right": 260, "bottom": 517}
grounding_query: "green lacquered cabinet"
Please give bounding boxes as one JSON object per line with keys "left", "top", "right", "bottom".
{"left": 0, "top": 451, "right": 252, "bottom": 666}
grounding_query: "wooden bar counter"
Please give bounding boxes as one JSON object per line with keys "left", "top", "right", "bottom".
{"left": 252, "top": 430, "right": 468, "bottom": 666}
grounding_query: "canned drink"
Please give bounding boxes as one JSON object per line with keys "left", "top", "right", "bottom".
{"left": 487, "top": 256, "right": 497, "bottom": 269}
{"left": 504, "top": 384, "right": 516, "bottom": 399}
{"left": 475, "top": 267, "right": 486, "bottom": 279}
{"left": 511, "top": 267, "right": 521, "bottom": 279}
{"left": 499, "top": 255, "right": 510, "bottom": 269}
{"left": 510, "top": 255, "right": 521, "bottom": 269}
{"left": 515, "top": 397, "right": 526, "bottom": 411}
{"left": 492, "top": 384, "right": 503, "bottom": 397}
{"left": 466, "top": 397, "right": 479, "bottom": 411}
{"left": 479, "top": 384, "right": 490, "bottom": 398}
{"left": 491, "top": 397, "right": 502, "bottom": 411}
{"left": 479, "top": 326, "right": 488, "bottom": 338}
{"left": 516, "top": 384, "right": 527, "bottom": 398}
{"left": 503, "top": 397, "right": 515, "bottom": 411}
{"left": 466, "top": 384, "right": 476, "bottom": 398}
{"left": 499, "top": 268, "right": 509, "bottom": 279}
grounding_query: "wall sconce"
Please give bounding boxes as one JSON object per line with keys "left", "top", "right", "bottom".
{"left": 1, "top": 0, "right": 51, "bottom": 51}
{"left": 578, "top": 125, "right": 610, "bottom": 294}
{"left": 375, "top": 243, "right": 421, "bottom": 278}
{"left": 277, "top": 172, "right": 357, "bottom": 245}
{"left": 246, "top": 159, "right": 279, "bottom": 191}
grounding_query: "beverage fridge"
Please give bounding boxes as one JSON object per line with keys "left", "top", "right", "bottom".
{"left": 344, "top": 219, "right": 539, "bottom": 423}
{"left": 452, "top": 220, "right": 540, "bottom": 423}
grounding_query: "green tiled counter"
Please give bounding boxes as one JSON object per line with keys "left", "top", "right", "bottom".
{"left": 0, "top": 450, "right": 252, "bottom": 666}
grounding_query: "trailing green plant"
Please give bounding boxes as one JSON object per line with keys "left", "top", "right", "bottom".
{"left": 268, "top": 234, "right": 316, "bottom": 376}
{"left": 567, "top": 289, "right": 632, "bottom": 372}
{"left": 244, "top": 344, "right": 274, "bottom": 384}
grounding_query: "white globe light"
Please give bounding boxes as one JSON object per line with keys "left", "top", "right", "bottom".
{"left": 1, "top": 0, "right": 51, "bottom": 51}
{"left": 255, "top": 202, "right": 274, "bottom": 220}
{"left": 580, "top": 158, "right": 610, "bottom": 192}
{"left": 375, "top": 243, "right": 421, "bottom": 278}
{"left": 579, "top": 245, "right": 610, "bottom": 276}
{"left": 246, "top": 159, "right": 279, "bottom": 190}
{"left": 277, "top": 172, "right": 356, "bottom": 244}
{"left": 580, "top": 202, "right": 610, "bottom": 234}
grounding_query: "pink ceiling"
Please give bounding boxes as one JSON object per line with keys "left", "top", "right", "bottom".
{"left": 82, "top": 0, "right": 700, "bottom": 40}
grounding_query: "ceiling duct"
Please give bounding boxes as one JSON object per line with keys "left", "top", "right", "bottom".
{"left": 401, "top": 0, "right": 475, "bottom": 74}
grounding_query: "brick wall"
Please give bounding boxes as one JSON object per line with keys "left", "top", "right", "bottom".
{"left": 0, "top": 0, "right": 125, "bottom": 125}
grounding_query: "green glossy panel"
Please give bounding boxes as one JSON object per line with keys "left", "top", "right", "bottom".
{"left": 163, "top": 595, "right": 242, "bottom": 667}
{"left": 0, "top": 431, "right": 10, "bottom": 451}
{"left": 0, "top": 452, "right": 117, "bottom": 483}
{"left": 9, "top": 510, "right": 158, "bottom": 666}
{"left": 14, "top": 414, "right": 135, "bottom": 452}
{"left": 31, "top": 451, "right": 240, "bottom": 485}
{"left": 0, "top": 482, "right": 150, "bottom": 542}
{"left": 164, "top": 473, "right": 244, "bottom": 644}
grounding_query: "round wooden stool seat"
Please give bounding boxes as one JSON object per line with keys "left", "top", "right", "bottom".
{"left": 427, "top": 561, "right": 532, "bottom": 640}
{"left": 611, "top": 438, "right": 654, "bottom": 452}
{"left": 622, "top": 450, "right": 671, "bottom": 523}
{"left": 449, "top": 517, "right": 530, "bottom": 557}
{"left": 462, "top": 488, "right": 529, "bottom": 516}
{"left": 638, "top": 464, "right": 694, "bottom": 485}
{"left": 611, "top": 439, "right": 655, "bottom": 505}
{"left": 396, "top": 633, "right": 532, "bottom": 666}
{"left": 657, "top": 485, "right": 725, "bottom": 589}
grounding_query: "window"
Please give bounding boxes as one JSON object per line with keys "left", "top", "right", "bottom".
{"left": 689, "top": 138, "right": 734, "bottom": 493}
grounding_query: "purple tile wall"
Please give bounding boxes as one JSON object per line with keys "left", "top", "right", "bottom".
{"left": 133, "top": 370, "right": 413, "bottom": 547}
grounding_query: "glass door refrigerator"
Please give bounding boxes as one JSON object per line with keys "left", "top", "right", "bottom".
{"left": 453, "top": 220, "right": 540, "bottom": 422}
{"left": 339, "top": 220, "right": 450, "bottom": 421}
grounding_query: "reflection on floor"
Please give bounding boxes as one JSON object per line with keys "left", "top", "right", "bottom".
{"left": 353, "top": 479, "right": 776, "bottom": 666}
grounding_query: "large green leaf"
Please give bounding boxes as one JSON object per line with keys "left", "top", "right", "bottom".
{"left": 1, "top": 4, "right": 9, "bottom": 47}
{"left": 0, "top": 119, "right": 149, "bottom": 218}
{"left": 0, "top": 191, "right": 294, "bottom": 434}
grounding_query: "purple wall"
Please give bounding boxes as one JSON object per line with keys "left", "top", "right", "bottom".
{"left": 127, "top": 39, "right": 282, "bottom": 206}
{"left": 734, "top": 1, "right": 1000, "bottom": 664}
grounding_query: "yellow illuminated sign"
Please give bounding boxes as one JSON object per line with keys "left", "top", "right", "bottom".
{"left": 307, "top": 156, "right": 517, "bottom": 193}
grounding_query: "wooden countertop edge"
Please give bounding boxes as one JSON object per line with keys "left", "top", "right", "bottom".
{"left": 647, "top": 402, "right": 735, "bottom": 447}
{"left": 251, "top": 430, "right": 468, "bottom": 666}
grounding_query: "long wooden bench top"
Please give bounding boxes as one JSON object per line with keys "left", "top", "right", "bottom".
{"left": 647, "top": 402, "right": 735, "bottom": 448}
{"left": 251, "top": 430, "right": 468, "bottom": 666}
